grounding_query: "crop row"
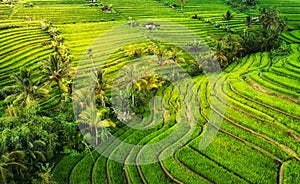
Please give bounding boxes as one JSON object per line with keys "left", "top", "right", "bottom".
{"left": 12, "top": 1, "right": 121, "bottom": 23}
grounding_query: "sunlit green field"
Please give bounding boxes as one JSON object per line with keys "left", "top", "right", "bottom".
{"left": 0, "top": 0, "right": 300, "bottom": 183}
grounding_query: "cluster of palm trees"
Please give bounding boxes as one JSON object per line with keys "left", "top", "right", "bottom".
{"left": 75, "top": 87, "right": 116, "bottom": 146}
{"left": 215, "top": 7, "right": 287, "bottom": 66}
{"left": 116, "top": 65, "right": 166, "bottom": 110}
{"left": 0, "top": 22, "right": 76, "bottom": 180}
{"left": 125, "top": 42, "right": 186, "bottom": 66}
{"left": 6, "top": 21, "right": 73, "bottom": 105}
{"left": 111, "top": 42, "right": 188, "bottom": 115}
{"left": 226, "top": 0, "right": 257, "bottom": 12}
{"left": 41, "top": 21, "right": 72, "bottom": 62}
{"left": 0, "top": 101, "right": 64, "bottom": 183}
{"left": 241, "top": 7, "right": 286, "bottom": 54}
{"left": 73, "top": 68, "right": 116, "bottom": 146}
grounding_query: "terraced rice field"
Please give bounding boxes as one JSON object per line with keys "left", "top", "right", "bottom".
{"left": 1, "top": 0, "right": 300, "bottom": 183}
{"left": 53, "top": 45, "right": 300, "bottom": 183}
{"left": 11, "top": 0, "right": 122, "bottom": 23}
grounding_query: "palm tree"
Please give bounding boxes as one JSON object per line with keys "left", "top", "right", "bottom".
{"left": 91, "top": 69, "right": 110, "bottom": 107}
{"left": 72, "top": 87, "right": 95, "bottom": 115}
{"left": 167, "top": 48, "right": 185, "bottom": 63}
{"left": 3, "top": 67, "right": 46, "bottom": 107}
{"left": 222, "top": 35, "right": 243, "bottom": 61}
{"left": 213, "top": 42, "right": 227, "bottom": 66}
{"left": 153, "top": 44, "right": 168, "bottom": 66}
{"left": 0, "top": 151, "right": 27, "bottom": 184}
{"left": 260, "top": 7, "right": 279, "bottom": 29}
{"left": 78, "top": 104, "right": 116, "bottom": 146}
{"left": 245, "top": 15, "right": 252, "bottom": 27}
{"left": 223, "top": 10, "right": 234, "bottom": 21}
{"left": 126, "top": 45, "right": 147, "bottom": 59}
{"left": 47, "top": 26, "right": 59, "bottom": 39}
{"left": 117, "top": 65, "right": 143, "bottom": 106}
{"left": 49, "top": 33, "right": 71, "bottom": 63}
{"left": 40, "top": 53, "right": 73, "bottom": 94}
{"left": 139, "top": 74, "right": 165, "bottom": 95}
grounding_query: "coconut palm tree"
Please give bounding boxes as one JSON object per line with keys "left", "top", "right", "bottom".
{"left": 260, "top": 7, "right": 279, "bottom": 29}
{"left": 40, "top": 53, "right": 73, "bottom": 94}
{"left": 167, "top": 48, "right": 185, "bottom": 63}
{"left": 0, "top": 151, "right": 27, "bottom": 184}
{"left": 117, "top": 65, "right": 144, "bottom": 106}
{"left": 3, "top": 67, "right": 46, "bottom": 107}
{"left": 213, "top": 42, "right": 227, "bottom": 66}
{"left": 223, "top": 10, "right": 234, "bottom": 21}
{"left": 153, "top": 44, "right": 168, "bottom": 66}
{"left": 139, "top": 74, "right": 165, "bottom": 95}
{"left": 78, "top": 104, "right": 116, "bottom": 146}
{"left": 245, "top": 15, "right": 252, "bottom": 27}
{"left": 126, "top": 45, "right": 147, "bottom": 59}
{"left": 47, "top": 26, "right": 59, "bottom": 39}
{"left": 91, "top": 69, "right": 111, "bottom": 107}
{"left": 72, "top": 87, "right": 95, "bottom": 116}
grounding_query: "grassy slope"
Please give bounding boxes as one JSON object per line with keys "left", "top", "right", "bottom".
{"left": 0, "top": 0, "right": 300, "bottom": 183}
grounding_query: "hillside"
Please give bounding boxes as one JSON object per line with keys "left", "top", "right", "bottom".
{"left": 0, "top": 0, "right": 300, "bottom": 183}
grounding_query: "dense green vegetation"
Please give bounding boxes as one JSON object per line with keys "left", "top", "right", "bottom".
{"left": 0, "top": 0, "right": 300, "bottom": 183}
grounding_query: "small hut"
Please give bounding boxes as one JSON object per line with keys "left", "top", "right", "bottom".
{"left": 145, "top": 22, "right": 160, "bottom": 30}
{"left": 252, "top": 17, "right": 259, "bottom": 22}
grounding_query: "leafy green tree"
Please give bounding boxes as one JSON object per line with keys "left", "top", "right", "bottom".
{"left": 153, "top": 44, "right": 168, "bottom": 66}
{"left": 3, "top": 67, "right": 46, "bottom": 107}
{"left": 245, "top": 15, "right": 251, "bottom": 27}
{"left": 213, "top": 42, "right": 227, "bottom": 66}
{"left": 240, "top": 7, "right": 286, "bottom": 54}
{"left": 0, "top": 99, "right": 81, "bottom": 183}
{"left": 126, "top": 45, "right": 147, "bottom": 59}
{"left": 139, "top": 74, "right": 165, "bottom": 95}
{"left": 260, "top": 7, "right": 279, "bottom": 29}
{"left": 223, "top": 10, "right": 234, "bottom": 21}
{"left": 78, "top": 103, "right": 116, "bottom": 146}
{"left": 222, "top": 35, "right": 242, "bottom": 62}
{"left": 167, "top": 48, "right": 185, "bottom": 63}
{"left": 91, "top": 69, "right": 110, "bottom": 107}
{"left": 40, "top": 53, "right": 73, "bottom": 94}
{"left": 117, "top": 65, "right": 143, "bottom": 106}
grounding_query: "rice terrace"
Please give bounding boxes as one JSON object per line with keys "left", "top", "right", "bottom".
{"left": 0, "top": 0, "right": 300, "bottom": 183}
